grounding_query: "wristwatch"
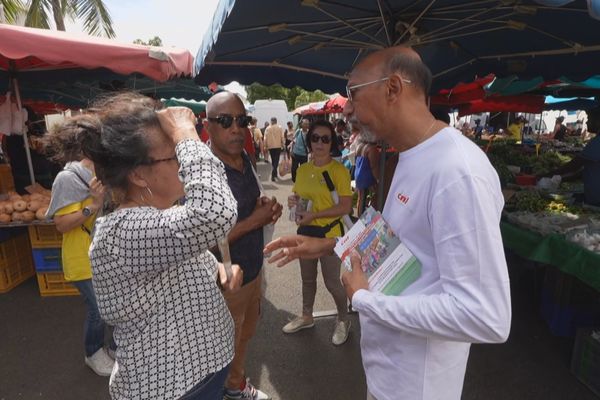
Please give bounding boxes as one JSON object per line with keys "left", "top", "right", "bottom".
{"left": 82, "top": 206, "right": 95, "bottom": 217}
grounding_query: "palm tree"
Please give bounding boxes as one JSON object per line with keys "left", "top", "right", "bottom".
{"left": 1, "top": 0, "right": 24, "bottom": 23}
{"left": 2, "top": 0, "right": 115, "bottom": 37}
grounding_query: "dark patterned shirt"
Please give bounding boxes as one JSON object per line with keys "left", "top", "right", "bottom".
{"left": 217, "top": 153, "right": 263, "bottom": 285}
{"left": 91, "top": 140, "right": 238, "bottom": 400}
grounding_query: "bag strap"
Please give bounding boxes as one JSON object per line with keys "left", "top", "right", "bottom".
{"left": 63, "top": 166, "right": 90, "bottom": 188}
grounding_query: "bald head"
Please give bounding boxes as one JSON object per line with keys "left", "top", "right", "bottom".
{"left": 353, "top": 46, "right": 431, "bottom": 98}
{"left": 206, "top": 91, "right": 244, "bottom": 116}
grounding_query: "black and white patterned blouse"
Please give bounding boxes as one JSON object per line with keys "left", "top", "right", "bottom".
{"left": 90, "top": 139, "right": 238, "bottom": 400}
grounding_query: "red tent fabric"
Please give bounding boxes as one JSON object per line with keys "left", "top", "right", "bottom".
{"left": 458, "top": 95, "right": 545, "bottom": 116}
{"left": 430, "top": 74, "right": 495, "bottom": 106}
{"left": 323, "top": 95, "right": 347, "bottom": 113}
{"left": 0, "top": 24, "right": 194, "bottom": 82}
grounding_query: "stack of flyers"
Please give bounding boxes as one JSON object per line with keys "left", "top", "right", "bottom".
{"left": 334, "top": 207, "right": 421, "bottom": 296}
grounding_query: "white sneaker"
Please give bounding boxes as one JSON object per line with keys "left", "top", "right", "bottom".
{"left": 332, "top": 320, "right": 351, "bottom": 346}
{"left": 85, "top": 348, "right": 115, "bottom": 376}
{"left": 282, "top": 316, "right": 315, "bottom": 334}
{"left": 224, "top": 378, "right": 271, "bottom": 399}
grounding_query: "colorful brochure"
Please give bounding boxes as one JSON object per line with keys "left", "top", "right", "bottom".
{"left": 334, "top": 207, "right": 421, "bottom": 296}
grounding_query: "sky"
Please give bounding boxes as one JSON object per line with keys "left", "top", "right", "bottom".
{"left": 65, "top": 0, "right": 247, "bottom": 96}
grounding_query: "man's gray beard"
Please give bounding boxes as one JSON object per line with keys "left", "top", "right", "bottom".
{"left": 359, "top": 128, "right": 378, "bottom": 143}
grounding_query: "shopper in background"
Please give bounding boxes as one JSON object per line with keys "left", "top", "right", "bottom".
{"left": 284, "top": 121, "right": 294, "bottom": 159}
{"left": 263, "top": 117, "right": 285, "bottom": 182}
{"left": 331, "top": 119, "right": 346, "bottom": 162}
{"left": 552, "top": 116, "right": 568, "bottom": 141}
{"left": 290, "top": 118, "right": 310, "bottom": 182}
{"left": 45, "top": 93, "right": 242, "bottom": 399}
{"left": 44, "top": 130, "right": 115, "bottom": 377}
{"left": 250, "top": 118, "right": 264, "bottom": 162}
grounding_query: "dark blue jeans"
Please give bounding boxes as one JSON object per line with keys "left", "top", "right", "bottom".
{"left": 73, "top": 279, "right": 114, "bottom": 357}
{"left": 179, "top": 364, "right": 231, "bottom": 400}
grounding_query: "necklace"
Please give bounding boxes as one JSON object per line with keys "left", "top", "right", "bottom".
{"left": 423, "top": 119, "right": 437, "bottom": 139}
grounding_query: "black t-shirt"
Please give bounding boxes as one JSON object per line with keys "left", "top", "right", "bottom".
{"left": 211, "top": 153, "right": 263, "bottom": 285}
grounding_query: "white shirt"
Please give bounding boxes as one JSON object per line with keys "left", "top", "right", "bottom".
{"left": 91, "top": 140, "right": 238, "bottom": 400}
{"left": 352, "top": 127, "right": 511, "bottom": 400}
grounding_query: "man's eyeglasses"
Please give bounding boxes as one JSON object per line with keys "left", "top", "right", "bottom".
{"left": 207, "top": 114, "right": 252, "bottom": 129}
{"left": 144, "top": 155, "right": 178, "bottom": 165}
{"left": 345, "top": 76, "right": 411, "bottom": 102}
{"left": 310, "top": 134, "right": 331, "bottom": 144}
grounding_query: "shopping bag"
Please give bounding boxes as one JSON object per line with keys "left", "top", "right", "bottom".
{"left": 278, "top": 157, "right": 291, "bottom": 176}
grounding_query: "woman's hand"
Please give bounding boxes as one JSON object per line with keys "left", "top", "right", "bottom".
{"left": 264, "top": 235, "right": 336, "bottom": 267}
{"left": 218, "top": 263, "right": 243, "bottom": 293}
{"left": 156, "top": 107, "right": 198, "bottom": 143}
{"left": 89, "top": 177, "right": 106, "bottom": 209}
{"left": 295, "top": 211, "right": 315, "bottom": 226}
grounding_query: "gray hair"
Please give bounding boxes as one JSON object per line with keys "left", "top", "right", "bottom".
{"left": 384, "top": 52, "right": 432, "bottom": 96}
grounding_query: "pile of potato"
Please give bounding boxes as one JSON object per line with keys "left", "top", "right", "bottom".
{"left": 0, "top": 191, "right": 51, "bottom": 223}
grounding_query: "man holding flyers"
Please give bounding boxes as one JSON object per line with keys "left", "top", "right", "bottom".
{"left": 265, "top": 46, "right": 511, "bottom": 400}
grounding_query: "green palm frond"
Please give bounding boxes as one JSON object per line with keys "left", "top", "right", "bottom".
{"left": 1, "top": 0, "right": 25, "bottom": 24}
{"left": 61, "top": 0, "right": 77, "bottom": 19}
{"left": 24, "top": 0, "right": 52, "bottom": 29}
{"left": 76, "top": 0, "right": 114, "bottom": 38}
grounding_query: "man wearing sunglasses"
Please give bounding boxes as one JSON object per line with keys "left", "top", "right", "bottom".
{"left": 265, "top": 47, "right": 511, "bottom": 400}
{"left": 206, "top": 92, "right": 282, "bottom": 400}
{"left": 263, "top": 117, "right": 286, "bottom": 182}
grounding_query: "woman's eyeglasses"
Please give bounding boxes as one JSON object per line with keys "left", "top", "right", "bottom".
{"left": 207, "top": 114, "right": 252, "bottom": 129}
{"left": 310, "top": 134, "right": 331, "bottom": 144}
{"left": 144, "top": 155, "right": 178, "bottom": 165}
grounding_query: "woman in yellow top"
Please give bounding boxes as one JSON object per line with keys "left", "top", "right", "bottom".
{"left": 283, "top": 120, "right": 353, "bottom": 345}
{"left": 45, "top": 154, "right": 115, "bottom": 377}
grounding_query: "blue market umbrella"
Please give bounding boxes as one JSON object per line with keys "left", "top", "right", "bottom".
{"left": 196, "top": 0, "right": 600, "bottom": 93}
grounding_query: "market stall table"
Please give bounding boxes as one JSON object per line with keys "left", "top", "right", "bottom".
{"left": 501, "top": 221, "right": 600, "bottom": 292}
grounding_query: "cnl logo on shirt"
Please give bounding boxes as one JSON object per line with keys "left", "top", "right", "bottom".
{"left": 397, "top": 192, "right": 410, "bottom": 205}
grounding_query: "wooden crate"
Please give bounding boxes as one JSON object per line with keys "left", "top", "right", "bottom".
{"left": 0, "top": 164, "right": 15, "bottom": 193}
{"left": 36, "top": 271, "right": 79, "bottom": 297}
{"left": 28, "top": 224, "right": 62, "bottom": 249}
{"left": 0, "top": 231, "right": 34, "bottom": 293}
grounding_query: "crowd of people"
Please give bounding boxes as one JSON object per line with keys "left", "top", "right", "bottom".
{"left": 41, "top": 45, "right": 522, "bottom": 400}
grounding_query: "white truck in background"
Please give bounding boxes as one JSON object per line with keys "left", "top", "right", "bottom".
{"left": 251, "top": 99, "right": 293, "bottom": 129}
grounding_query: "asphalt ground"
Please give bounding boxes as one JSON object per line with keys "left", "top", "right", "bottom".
{"left": 0, "top": 160, "right": 597, "bottom": 400}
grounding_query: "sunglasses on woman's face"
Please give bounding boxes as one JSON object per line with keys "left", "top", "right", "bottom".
{"left": 207, "top": 114, "right": 252, "bottom": 129}
{"left": 310, "top": 134, "right": 331, "bottom": 144}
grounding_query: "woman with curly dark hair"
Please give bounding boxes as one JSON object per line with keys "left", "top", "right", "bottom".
{"left": 45, "top": 93, "right": 242, "bottom": 400}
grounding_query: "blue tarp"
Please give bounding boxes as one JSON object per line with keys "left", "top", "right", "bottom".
{"left": 0, "top": 73, "right": 213, "bottom": 109}
{"left": 195, "top": 0, "right": 600, "bottom": 93}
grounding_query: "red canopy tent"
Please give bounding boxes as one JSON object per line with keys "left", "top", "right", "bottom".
{"left": 0, "top": 24, "right": 193, "bottom": 82}
{"left": 322, "top": 95, "right": 347, "bottom": 113}
{"left": 430, "top": 75, "right": 495, "bottom": 106}
{"left": 293, "top": 95, "right": 348, "bottom": 116}
{"left": 457, "top": 95, "right": 545, "bottom": 117}
{"left": 0, "top": 24, "right": 195, "bottom": 183}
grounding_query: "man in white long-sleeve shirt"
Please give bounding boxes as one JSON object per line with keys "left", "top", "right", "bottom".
{"left": 264, "top": 46, "right": 511, "bottom": 400}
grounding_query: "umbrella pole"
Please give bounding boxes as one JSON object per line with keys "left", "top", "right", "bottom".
{"left": 12, "top": 78, "right": 36, "bottom": 185}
